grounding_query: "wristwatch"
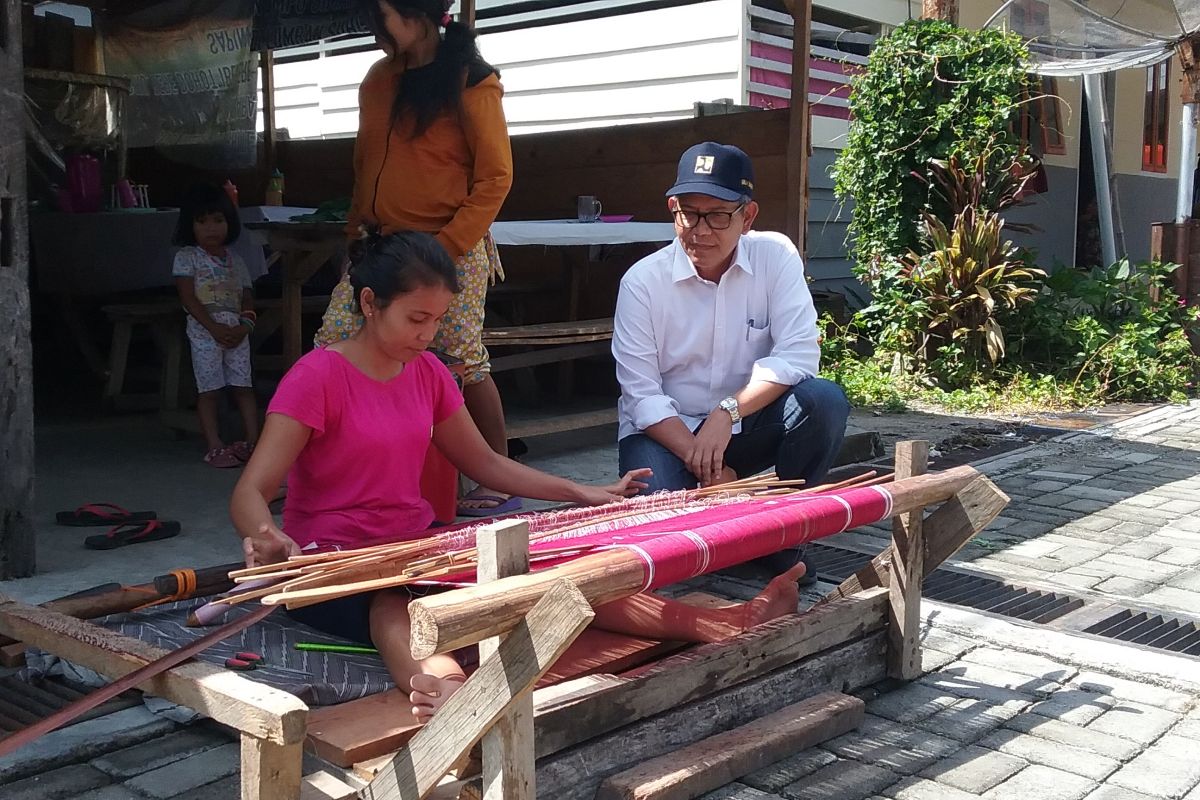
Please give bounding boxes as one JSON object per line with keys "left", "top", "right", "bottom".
{"left": 718, "top": 396, "right": 741, "bottom": 424}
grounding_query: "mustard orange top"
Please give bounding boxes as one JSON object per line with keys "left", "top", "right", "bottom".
{"left": 346, "top": 56, "right": 514, "bottom": 261}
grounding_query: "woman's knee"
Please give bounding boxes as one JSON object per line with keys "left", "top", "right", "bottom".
{"left": 368, "top": 591, "right": 413, "bottom": 641}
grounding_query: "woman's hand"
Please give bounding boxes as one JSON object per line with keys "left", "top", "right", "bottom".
{"left": 573, "top": 468, "right": 652, "bottom": 505}
{"left": 243, "top": 522, "right": 300, "bottom": 568}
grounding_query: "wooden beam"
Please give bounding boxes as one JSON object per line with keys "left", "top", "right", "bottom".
{"left": 261, "top": 50, "right": 277, "bottom": 173}
{"left": 1178, "top": 34, "right": 1200, "bottom": 105}
{"left": 242, "top": 734, "right": 304, "bottom": 800}
{"left": 408, "top": 466, "right": 980, "bottom": 659}
{"left": 460, "top": 0, "right": 477, "bottom": 29}
{"left": 817, "top": 473, "right": 1010, "bottom": 606}
{"left": 887, "top": 441, "right": 928, "bottom": 680}
{"left": 477, "top": 520, "right": 535, "bottom": 800}
{"left": 533, "top": 587, "right": 888, "bottom": 758}
{"left": 535, "top": 632, "right": 886, "bottom": 800}
{"left": 0, "top": 595, "right": 307, "bottom": 745}
{"left": 0, "top": 0, "right": 35, "bottom": 579}
{"left": 594, "top": 691, "right": 863, "bottom": 800}
{"left": 363, "top": 579, "right": 594, "bottom": 800}
{"left": 785, "top": 0, "right": 811, "bottom": 254}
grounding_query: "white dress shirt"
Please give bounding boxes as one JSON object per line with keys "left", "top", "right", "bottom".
{"left": 612, "top": 230, "right": 821, "bottom": 440}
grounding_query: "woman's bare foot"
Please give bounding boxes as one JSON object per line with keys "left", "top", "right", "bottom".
{"left": 409, "top": 673, "right": 467, "bottom": 723}
{"left": 458, "top": 486, "right": 521, "bottom": 516}
{"left": 741, "top": 561, "right": 809, "bottom": 629}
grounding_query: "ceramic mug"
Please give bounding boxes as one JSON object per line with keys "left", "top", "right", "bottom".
{"left": 576, "top": 195, "right": 602, "bottom": 222}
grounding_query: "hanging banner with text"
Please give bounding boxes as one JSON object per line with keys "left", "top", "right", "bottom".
{"left": 251, "top": 0, "right": 369, "bottom": 51}
{"left": 100, "top": 0, "right": 258, "bottom": 167}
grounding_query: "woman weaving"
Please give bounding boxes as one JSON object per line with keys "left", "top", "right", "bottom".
{"left": 232, "top": 233, "right": 807, "bottom": 722}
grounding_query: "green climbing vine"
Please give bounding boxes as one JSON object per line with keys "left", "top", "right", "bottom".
{"left": 832, "top": 19, "right": 1033, "bottom": 273}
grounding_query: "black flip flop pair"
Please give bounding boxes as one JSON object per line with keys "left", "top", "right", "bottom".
{"left": 55, "top": 503, "right": 182, "bottom": 549}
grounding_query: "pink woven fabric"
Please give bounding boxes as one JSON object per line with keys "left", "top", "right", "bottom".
{"left": 524, "top": 485, "right": 892, "bottom": 590}
{"left": 408, "top": 484, "right": 894, "bottom": 588}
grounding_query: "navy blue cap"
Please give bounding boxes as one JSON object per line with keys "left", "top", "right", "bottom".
{"left": 665, "top": 142, "right": 755, "bottom": 202}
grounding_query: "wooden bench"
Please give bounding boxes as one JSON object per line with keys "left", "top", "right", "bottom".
{"left": 483, "top": 317, "right": 614, "bottom": 372}
{"left": 101, "top": 295, "right": 331, "bottom": 430}
{"left": 484, "top": 317, "right": 614, "bottom": 410}
{"left": 101, "top": 300, "right": 186, "bottom": 414}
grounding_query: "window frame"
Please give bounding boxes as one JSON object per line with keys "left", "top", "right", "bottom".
{"left": 1142, "top": 59, "right": 1170, "bottom": 174}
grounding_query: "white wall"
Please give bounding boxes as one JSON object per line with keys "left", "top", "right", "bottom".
{"left": 260, "top": 0, "right": 744, "bottom": 139}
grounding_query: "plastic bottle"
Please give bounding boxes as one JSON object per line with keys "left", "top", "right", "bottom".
{"left": 265, "top": 169, "right": 285, "bottom": 206}
{"left": 223, "top": 179, "right": 240, "bottom": 207}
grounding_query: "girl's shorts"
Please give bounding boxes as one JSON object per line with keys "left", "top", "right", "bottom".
{"left": 186, "top": 311, "right": 252, "bottom": 393}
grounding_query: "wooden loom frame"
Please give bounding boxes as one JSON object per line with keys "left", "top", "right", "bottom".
{"left": 0, "top": 443, "right": 1008, "bottom": 800}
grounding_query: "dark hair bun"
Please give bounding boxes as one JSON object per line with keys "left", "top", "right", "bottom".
{"left": 348, "top": 230, "right": 461, "bottom": 313}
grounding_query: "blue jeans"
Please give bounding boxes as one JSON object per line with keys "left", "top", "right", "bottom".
{"left": 618, "top": 378, "right": 851, "bottom": 493}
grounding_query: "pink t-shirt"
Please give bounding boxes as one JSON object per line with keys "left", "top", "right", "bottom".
{"left": 267, "top": 348, "right": 463, "bottom": 550}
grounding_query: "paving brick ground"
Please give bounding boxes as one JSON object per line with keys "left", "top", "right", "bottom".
{"left": 699, "top": 624, "right": 1200, "bottom": 800}
{"left": 6, "top": 403, "right": 1200, "bottom": 799}
{"left": 694, "top": 403, "right": 1200, "bottom": 800}
{"left": 837, "top": 403, "right": 1200, "bottom": 619}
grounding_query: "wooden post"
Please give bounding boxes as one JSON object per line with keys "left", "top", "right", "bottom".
{"left": 477, "top": 520, "right": 535, "bottom": 800}
{"left": 261, "top": 50, "right": 277, "bottom": 173}
{"left": 818, "top": 473, "right": 1010, "bottom": 606}
{"left": 785, "top": 0, "right": 811, "bottom": 256}
{"left": 0, "top": 0, "right": 35, "bottom": 578}
{"left": 887, "top": 440, "right": 927, "bottom": 680}
{"left": 241, "top": 734, "right": 304, "bottom": 800}
{"left": 460, "top": 0, "right": 477, "bottom": 29}
{"left": 363, "top": 580, "right": 594, "bottom": 800}
{"left": 921, "top": 0, "right": 959, "bottom": 22}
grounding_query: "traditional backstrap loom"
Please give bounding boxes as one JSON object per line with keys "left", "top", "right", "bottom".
{"left": 0, "top": 449, "right": 1009, "bottom": 800}
{"left": 217, "top": 471, "right": 891, "bottom": 609}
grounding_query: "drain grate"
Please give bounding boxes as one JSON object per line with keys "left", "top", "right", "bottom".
{"left": 807, "top": 543, "right": 1084, "bottom": 625}
{"left": 806, "top": 542, "right": 1200, "bottom": 658}
{"left": 1083, "top": 610, "right": 1200, "bottom": 656}
{"left": 0, "top": 675, "right": 141, "bottom": 741}
{"left": 922, "top": 571, "right": 1084, "bottom": 624}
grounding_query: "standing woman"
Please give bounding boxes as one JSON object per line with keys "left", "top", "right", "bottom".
{"left": 316, "top": 0, "right": 517, "bottom": 515}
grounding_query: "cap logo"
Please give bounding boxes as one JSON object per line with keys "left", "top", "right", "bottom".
{"left": 694, "top": 155, "right": 715, "bottom": 174}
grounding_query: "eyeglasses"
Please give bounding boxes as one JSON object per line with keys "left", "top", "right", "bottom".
{"left": 671, "top": 204, "right": 745, "bottom": 231}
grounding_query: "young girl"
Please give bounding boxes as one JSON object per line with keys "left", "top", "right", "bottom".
{"left": 314, "top": 0, "right": 517, "bottom": 516}
{"left": 173, "top": 184, "right": 258, "bottom": 468}
{"left": 232, "top": 231, "right": 807, "bottom": 722}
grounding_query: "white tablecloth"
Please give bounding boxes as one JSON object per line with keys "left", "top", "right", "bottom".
{"left": 489, "top": 219, "right": 676, "bottom": 247}
{"left": 231, "top": 209, "right": 677, "bottom": 248}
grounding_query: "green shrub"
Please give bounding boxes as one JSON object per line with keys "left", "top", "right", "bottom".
{"left": 1010, "top": 260, "right": 1199, "bottom": 402}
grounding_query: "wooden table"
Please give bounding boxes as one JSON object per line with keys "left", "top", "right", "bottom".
{"left": 243, "top": 218, "right": 677, "bottom": 370}
{"left": 244, "top": 220, "right": 345, "bottom": 367}
{"left": 488, "top": 220, "right": 676, "bottom": 400}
